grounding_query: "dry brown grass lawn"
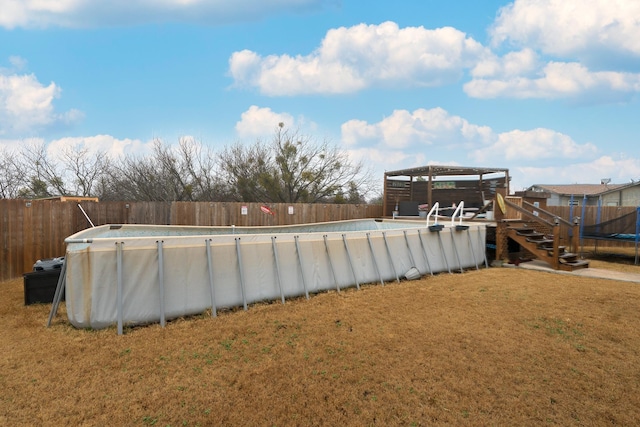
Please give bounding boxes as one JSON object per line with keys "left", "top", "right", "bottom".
{"left": 2, "top": 258, "right": 640, "bottom": 426}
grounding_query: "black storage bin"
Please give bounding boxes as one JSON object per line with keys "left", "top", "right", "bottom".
{"left": 23, "top": 270, "right": 64, "bottom": 305}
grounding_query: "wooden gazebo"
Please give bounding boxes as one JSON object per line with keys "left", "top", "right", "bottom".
{"left": 382, "top": 165, "right": 510, "bottom": 217}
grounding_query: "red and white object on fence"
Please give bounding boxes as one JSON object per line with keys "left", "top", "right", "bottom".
{"left": 260, "top": 205, "right": 275, "bottom": 215}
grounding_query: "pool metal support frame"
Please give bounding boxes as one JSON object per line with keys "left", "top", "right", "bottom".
{"left": 235, "top": 238, "right": 248, "bottom": 311}
{"left": 342, "top": 234, "right": 360, "bottom": 290}
{"left": 478, "top": 230, "right": 489, "bottom": 268}
{"left": 158, "top": 240, "right": 167, "bottom": 326}
{"left": 403, "top": 231, "right": 418, "bottom": 273}
{"left": 271, "top": 237, "right": 286, "bottom": 304}
{"left": 46, "top": 258, "right": 68, "bottom": 327}
{"left": 431, "top": 228, "right": 452, "bottom": 274}
{"left": 417, "top": 230, "right": 434, "bottom": 276}
{"left": 323, "top": 235, "right": 340, "bottom": 293}
{"left": 464, "top": 228, "right": 479, "bottom": 271}
{"left": 382, "top": 232, "right": 400, "bottom": 283}
{"left": 205, "top": 239, "right": 218, "bottom": 317}
{"left": 450, "top": 232, "right": 464, "bottom": 273}
{"left": 294, "top": 236, "right": 310, "bottom": 299}
{"left": 116, "top": 241, "right": 124, "bottom": 335}
{"left": 366, "top": 233, "right": 385, "bottom": 286}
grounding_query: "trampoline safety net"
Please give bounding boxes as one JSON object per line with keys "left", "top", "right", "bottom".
{"left": 582, "top": 210, "right": 638, "bottom": 239}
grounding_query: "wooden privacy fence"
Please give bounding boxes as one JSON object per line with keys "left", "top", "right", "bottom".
{"left": 544, "top": 205, "right": 638, "bottom": 249}
{"left": 0, "top": 199, "right": 383, "bottom": 281}
{"left": 2, "top": 199, "right": 634, "bottom": 281}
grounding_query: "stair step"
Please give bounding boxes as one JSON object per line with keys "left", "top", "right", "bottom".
{"left": 545, "top": 246, "right": 566, "bottom": 255}
{"left": 530, "top": 237, "right": 553, "bottom": 244}
{"left": 507, "top": 227, "right": 588, "bottom": 271}
{"left": 559, "top": 253, "right": 581, "bottom": 264}
{"left": 559, "top": 252, "right": 578, "bottom": 259}
{"left": 541, "top": 245, "right": 564, "bottom": 250}
{"left": 558, "top": 259, "right": 590, "bottom": 271}
{"left": 516, "top": 229, "right": 543, "bottom": 236}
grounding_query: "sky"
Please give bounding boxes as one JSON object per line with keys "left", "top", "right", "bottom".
{"left": 1, "top": 0, "right": 639, "bottom": 194}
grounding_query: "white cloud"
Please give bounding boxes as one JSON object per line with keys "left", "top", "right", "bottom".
{"left": 471, "top": 48, "right": 540, "bottom": 79}
{"left": 480, "top": 0, "right": 640, "bottom": 102}
{"left": 346, "top": 147, "right": 420, "bottom": 171}
{"left": 341, "top": 108, "right": 494, "bottom": 150}
{"left": 471, "top": 128, "right": 598, "bottom": 163}
{"left": 490, "top": 0, "right": 640, "bottom": 62}
{"left": 46, "top": 135, "right": 153, "bottom": 161}
{"left": 229, "top": 22, "right": 488, "bottom": 95}
{"left": 465, "top": 61, "right": 640, "bottom": 100}
{"left": 0, "top": 70, "right": 83, "bottom": 137}
{"left": 513, "top": 156, "right": 640, "bottom": 191}
{"left": 0, "top": 136, "right": 44, "bottom": 152}
{"left": 0, "top": 0, "right": 328, "bottom": 29}
{"left": 340, "top": 108, "right": 612, "bottom": 190}
{"left": 235, "top": 106, "right": 297, "bottom": 139}
{"left": 7, "top": 56, "right": 27, "bottom": 71}
{"left": 340, "top": 108, "right": 499, "bottom": 182}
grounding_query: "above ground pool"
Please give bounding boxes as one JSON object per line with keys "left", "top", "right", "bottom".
{"left": 54, "top": 218, "right": 487, "bottom": 333}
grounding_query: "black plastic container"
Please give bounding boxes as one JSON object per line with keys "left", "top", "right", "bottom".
{"left": 23, "top": 270, "right": 64, "bottom": 305}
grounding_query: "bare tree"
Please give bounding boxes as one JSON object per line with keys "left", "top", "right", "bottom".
{"left": 18, "top": 141, "right": 67, "bottom": 198}
{"left": 218, "top": 124, "right": 375, "bottom": 203}
{"left": 0, "top": 148, "right": 27, "bottom": 198}
{"left": 60, "top": 144, "right": 110, "bottom": 197}
{"left": 218, "top": 139, "right": 275, "bottom": 202}
{"left": 174, "top": 138, "right": 232, "bottom": 201}
{"left": 97, "top": 138, "right": 231, "bottom": 202}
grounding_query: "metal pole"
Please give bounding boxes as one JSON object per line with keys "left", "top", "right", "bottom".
{"left": 205, "top": 239, "right": 217, "bottom": 317}
{"left": 478, "top": 227, "right": 489, "bottom": 268}
{"left": 157, "top": 241, "right": 167, "bottom": 326}
{"left": 450, "top": 232, "right": 464, "bottom": 273}
{"left": 294, "top": 236, "right": 309, "bottom": 299}
{"left": 271, "top": 237, "right": 286, "bottom": 304}
{"left": 367, "top": 233, "right": 384, "bottom": 286}
{"left": 46, "top": 258, "right": 67, "bottom": 327}
{"left": 116, "top": 242, "right": 124, "bottom": 335}
{"left": 342, "top": 234, "right": 360, "bottom": 290}
{"left": 417, "top": 230, "right": 434, "bottom": 276}
{"left": 580, "top": 194, "right": 587, "bottom": 255}
{"left": 235, "top": 238, "right": 248, "bottom": 310}
{"left": 403, "top": 231, "right": 417, "bottom": 268}
{"left": 323, "top": 235, "right": 340, "bottom": 293}
{"left": 77, "top": 203, "right": 95, "bottom": 228}
{"left": 634, "top": 207, "right": 640, "bottom": 265}
{"left": 466, "top": 229, "right": 479, "bottom": 270}
{"left": 382, "top": 232, "right": 399, "bottom": 283}
{"left": 436, "top": 230, "right": 451, "bottom": 274}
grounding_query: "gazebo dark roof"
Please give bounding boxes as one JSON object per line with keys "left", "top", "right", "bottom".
{"left": 384, "top": 165, "right": 509, "bottom": 178}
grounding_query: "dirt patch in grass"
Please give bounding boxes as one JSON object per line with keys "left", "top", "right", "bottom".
{"left": 2, "top": 265, "right": 640, "bottom": 426}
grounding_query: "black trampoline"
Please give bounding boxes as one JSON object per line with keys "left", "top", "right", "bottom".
{"left": 580, "top": 207, "right": 640, "bottom": 264}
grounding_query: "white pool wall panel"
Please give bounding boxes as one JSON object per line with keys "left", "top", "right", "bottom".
{"left": 63, "top": 219, "right": 486, "bottom": 330}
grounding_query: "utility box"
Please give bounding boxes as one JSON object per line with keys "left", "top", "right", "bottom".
{"left": 23, "top": 270, "right": 64, "bottom": 305}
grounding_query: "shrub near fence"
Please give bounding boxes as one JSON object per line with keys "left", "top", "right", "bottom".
{"left": 0, "top": 199, "right": 383, "bottom": 281}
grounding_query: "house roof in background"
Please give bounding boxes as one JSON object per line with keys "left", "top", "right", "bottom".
{"left": 529, "top": 183, "right": 635, "bottom": 196}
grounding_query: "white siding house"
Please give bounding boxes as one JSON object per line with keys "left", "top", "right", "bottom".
{"left": 526, "top": 182, "right": 640, "bottom": 207}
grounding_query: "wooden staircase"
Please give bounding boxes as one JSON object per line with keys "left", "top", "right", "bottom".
{"left": 507, "top": 226, "right": 589, "bottom": 271}
{"left": 494, "top": 195, "right": 589, "bottom": 271}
